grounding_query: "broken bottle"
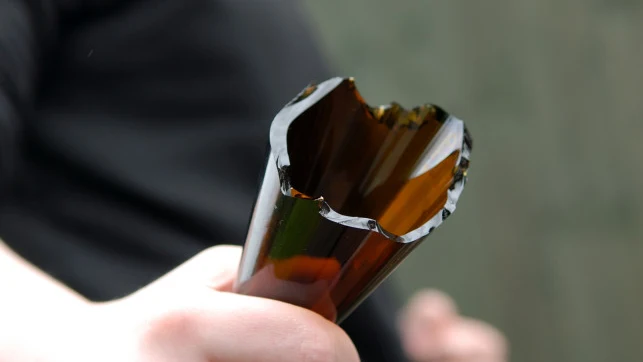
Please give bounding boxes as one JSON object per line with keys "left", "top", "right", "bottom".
{"left": 234, "top": 77, "right": 472, "bottom": 323}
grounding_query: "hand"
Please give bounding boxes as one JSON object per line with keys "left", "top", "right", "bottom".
{"left": 25, "top": 245, "right": 359, "bottom": 362}
{"left": 398, "top": 290, "right": 508, "bottom": 362}
{"left": 236, "top": 256, "right": 341, "bottom": 322}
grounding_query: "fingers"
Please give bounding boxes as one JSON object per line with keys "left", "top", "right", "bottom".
{"left": 128, "top": 246, "right": 357, "bottom": 362}
{"left": 236, "top": 263, "right": 338, "bottom": 321}
{"left": 142, "top": 245, "right": 242, "bottom": 294}
{"left": 399, "top": 289, "right": 459, "bottom": 359}
{"left": 197, "top": 245, "right": 243, "bottom": 291}
{"left": 401, "top": 289, "right": 458, "bottom": 327}
{"left": 203, "top": 292, "right": 357, "bottom": 362}
{"left": 399, "top": 289, "right": 508, "bottom": 362}
{"left": 144, "top": 288, "right": 359, "bottom": 362}
{"left": 437, "top": 318, "right": 508, "bottom": 362}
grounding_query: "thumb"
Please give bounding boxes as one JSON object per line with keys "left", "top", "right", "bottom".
{"left": 145, "top": 245, "right": 243, "bottom": 293}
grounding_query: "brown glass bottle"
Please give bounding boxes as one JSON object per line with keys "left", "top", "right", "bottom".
{"left": 234, "top": 77, "right": 472, "bottom": 323}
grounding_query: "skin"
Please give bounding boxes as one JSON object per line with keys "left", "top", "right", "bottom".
{"left": 0, "top": 243, "right": 359, "bottom": 362}
{"left": 399, "top": 290, "right": 509, "bottom": 362}
{"left": 0, "top": 241, "right": 507, "bottom": 361}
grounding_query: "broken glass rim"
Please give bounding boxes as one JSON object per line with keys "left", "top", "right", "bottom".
{"left": 269, "top": 77, "right": 471, "bottom": 244}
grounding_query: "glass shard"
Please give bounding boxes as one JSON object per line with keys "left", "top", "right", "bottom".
{"left": 234, "top": 77, "right": 472, "bottom": 323}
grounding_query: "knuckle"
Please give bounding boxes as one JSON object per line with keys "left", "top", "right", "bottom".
{"left": 142, "top": 307, "right": 199, "bottom": 344}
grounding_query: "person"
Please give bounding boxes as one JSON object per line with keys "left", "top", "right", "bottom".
{"left": 0, "top": 1, "right": 507, "bottom": 361}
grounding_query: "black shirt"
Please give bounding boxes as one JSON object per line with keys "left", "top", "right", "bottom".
{"left": 0, "top": 1, "right": 407, "bottom": 361}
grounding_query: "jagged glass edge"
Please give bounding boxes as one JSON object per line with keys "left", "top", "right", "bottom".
{"left": 269, "top": 77, "right": 470, "bottom": 244}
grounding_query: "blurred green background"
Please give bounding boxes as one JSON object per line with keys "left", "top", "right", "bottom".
{"left": 302, "top": 1, "right": 643, "bottom": 362}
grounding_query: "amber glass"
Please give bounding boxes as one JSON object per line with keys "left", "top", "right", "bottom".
{"left": 234, "top": 77, "right": 472, "bottom": 323}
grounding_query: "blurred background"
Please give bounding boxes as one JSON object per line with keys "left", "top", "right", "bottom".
{"left": 302, "top": 1, "right": 643, "bottom": 362}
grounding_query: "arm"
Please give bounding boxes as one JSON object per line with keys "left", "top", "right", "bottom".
{"left": 0, "top": 1, "right": 96, "bottom": 359}
{"left": 0, "top": 3, "right": 68, "bottom": 354}
{"left": 0, "top": 241, "right": 92, "bottom": 359}
{"left": 0, "top": 2, "right": 72, "bottom": 355}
